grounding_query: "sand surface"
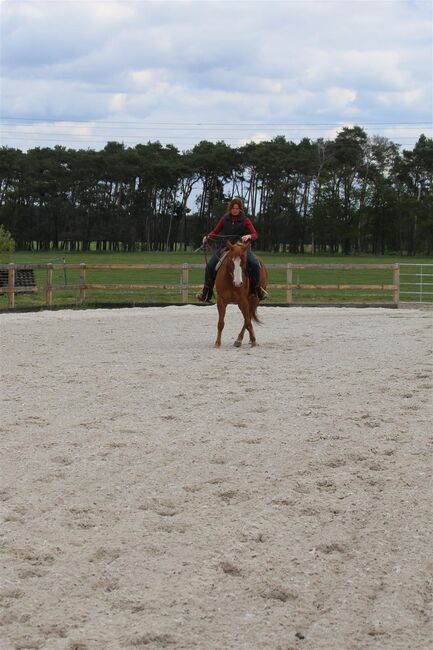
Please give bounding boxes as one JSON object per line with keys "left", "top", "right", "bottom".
{"left": 0, "top": 305, "right": 432, "bottom": 650}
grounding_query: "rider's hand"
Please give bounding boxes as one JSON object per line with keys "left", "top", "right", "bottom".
{"left": 241, "top": 234, "right": 251, "bottom": 242}
{"left": 202, "top": 235, "right": 208, "bottom": 245}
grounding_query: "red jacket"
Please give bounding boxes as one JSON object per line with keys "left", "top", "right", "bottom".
{"left": 207, "top": 213, "right": 258, "bottom": 242}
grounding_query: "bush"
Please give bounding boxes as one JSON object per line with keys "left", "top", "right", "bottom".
{"left": 0, "top": 225, "right": 15, "bottom": 262}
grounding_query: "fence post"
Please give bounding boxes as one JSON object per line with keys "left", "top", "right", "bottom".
{"left": 420, "top": 264, "right": 423, "bottom": 303}
{"left": 80, "top": 263, "right": 86, "bottom": 304}
{"left": 286, "top": 263, "right": 293, "bottom": 305}
{"left": 7, "top": 263, "right": 16, "bottom": 309}
{"left": 46, "top": 263, "right": 53, "bottom": 306}
{"left": 393, "top": 263, "right": 400, "bottom": 306}
{"left": 182, "top": 263, "right": 189, "bottom": 304}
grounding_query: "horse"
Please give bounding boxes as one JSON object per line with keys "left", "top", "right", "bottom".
{"left": 213, "top": 240, "right": 268, "bottom": 348}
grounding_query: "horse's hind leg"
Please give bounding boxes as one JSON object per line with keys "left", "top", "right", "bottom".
{"left": 214, "top": 299, "right": 226, "bottom": 348}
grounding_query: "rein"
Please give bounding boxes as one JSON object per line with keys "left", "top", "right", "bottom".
{"left": 195, "top": 235, "right": 248, "bottom": 268}
{"left": 218, "top": 243, "right": 248, "bottom": 282}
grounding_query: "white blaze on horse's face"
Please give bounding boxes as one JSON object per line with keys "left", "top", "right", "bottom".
{"left": 233, "top": 256, "right": 243, "bottom": 287}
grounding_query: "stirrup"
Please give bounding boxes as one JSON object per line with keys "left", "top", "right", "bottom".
{"left": 196, "top": 289, "right": 213, "bottom": 303}
{"left": 256, "top": 286, "right": 268, "bottom": 301}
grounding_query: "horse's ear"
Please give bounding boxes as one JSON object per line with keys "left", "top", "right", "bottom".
{"left": 227, "top": 241, "right": 234, "bottom": 250}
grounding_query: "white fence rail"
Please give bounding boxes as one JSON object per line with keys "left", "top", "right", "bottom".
{"left": 399, "top": 264, "right": 433, "bottom": 303}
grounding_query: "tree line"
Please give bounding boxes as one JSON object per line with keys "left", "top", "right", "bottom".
{"left": 0, "top": 126, "right": 432, "bottom": 255}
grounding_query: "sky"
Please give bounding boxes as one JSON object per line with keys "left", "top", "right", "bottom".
{"left": 0, "top": 0, "right": 432, "bottom": 153}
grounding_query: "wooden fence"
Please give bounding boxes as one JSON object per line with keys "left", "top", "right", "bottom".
{"left": 0, "top": 262, "right": 400, "bottom": 308}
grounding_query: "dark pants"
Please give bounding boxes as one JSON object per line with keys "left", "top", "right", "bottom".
{"left": 205, "top": 249, "right": 261, "bottom": 289}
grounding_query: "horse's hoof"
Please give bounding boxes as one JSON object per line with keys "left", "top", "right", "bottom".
{"left": 250, "top": 341, "right": 257, "bottom": 347}
{"left": 234, "top": 340, "right": 242, "bottom": 347}
{"left": 214, "top": 342, "right": 221, "bottom": 348}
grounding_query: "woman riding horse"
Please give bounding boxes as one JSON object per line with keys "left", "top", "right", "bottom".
{"left": 196, "top": 198, "right": 269, "bottom": 303}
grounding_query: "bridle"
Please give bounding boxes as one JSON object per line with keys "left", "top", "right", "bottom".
{"left": 226, "top": 242, "right": 248, "bottom": 285}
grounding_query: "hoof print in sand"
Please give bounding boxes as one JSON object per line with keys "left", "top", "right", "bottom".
{"left": 218, "top": 489, "right": 247, "bottom": 505}
{"left": 89, "top": 547, "right": 121, "bottom": 563}
{"left": 128, "top": 632, "right": 177, "bottom": 647}
{"left": 316, "top": 542, "right": 348, "bottom": 555}
{"left": 272, "top": 497, "right": 296, "bottom": 507}
{"left": 220, "top": 561, "right": 242, "bottom": 576}
{"left": 0, "top": 488, "right": 11, "bottom": 501}
{"left": 259, "top": 585, "right": 298, "bottom": 603}
{"left": 17, "top": 567, "right": 48, "bottom": 579}
{"left": 139, "top": 498, "right": 183, "bottom": 518}
{"left": 316, "top": 479, "right": 336, "bottom": 492}
{"left": 0, "top": 588, "right": 24, "bottom": 602}
{"left": 13, "top": 638, "right": 45, "bottom": 649}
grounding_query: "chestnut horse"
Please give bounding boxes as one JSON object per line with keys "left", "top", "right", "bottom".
{"left": 214, "top": 241, "right": 268, "bottom": 348}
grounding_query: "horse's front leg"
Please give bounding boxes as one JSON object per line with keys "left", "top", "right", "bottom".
{"left": 234, "top": 323, "right": 246, "bottom": 347}
{"left": 214, "top": 298, "right": 226, "bottom": 348}
{"left": 238, "top": 299, "right": 256, "bottom": 347}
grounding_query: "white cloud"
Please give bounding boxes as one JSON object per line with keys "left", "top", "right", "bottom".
{"left": 377, "top": 88, "right": 427, "bottom": 108}
{"left": 129, "top": 69, "right": 168, "bottom": 87}
{"left": 325, "top": 87, "right": 357, "bottom": 110}
{"left": 239, "top": 132, "right": 271, "bottom": 146}
{"left": 89, "top": 1, "right": 135, "bottom": 23}
{"left": 108, "top": 93, "right": 128, "bottom": 113}
{"left": 0, "top": 0, "right": 431, "bottom": 151}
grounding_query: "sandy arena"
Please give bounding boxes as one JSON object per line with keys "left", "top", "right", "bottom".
{"left": 0, "top": 305, "right": 432, "bottom": 650}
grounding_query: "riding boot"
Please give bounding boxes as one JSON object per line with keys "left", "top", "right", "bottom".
{"left": 249, "top": 264, "right": 268, "bottom": 301}
{"left": 256, "top": 286, "right": 268, "bottom": 301}
{"left": 196, "top": 284, "right": 213, "bottom": 303}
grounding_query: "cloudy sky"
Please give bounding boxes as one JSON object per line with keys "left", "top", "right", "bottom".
{"left": 1, "top": 0, "right": 432, "bottom": 152}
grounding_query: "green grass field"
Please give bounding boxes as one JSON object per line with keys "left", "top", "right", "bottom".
{"left": 1, "top": 250, "right": 432, "bottom": 309}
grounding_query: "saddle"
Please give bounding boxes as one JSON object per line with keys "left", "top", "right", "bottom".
{"left": 215, "top": 247, "right": 262, "bottom": 275}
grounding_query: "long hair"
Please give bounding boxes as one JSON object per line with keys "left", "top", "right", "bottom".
{"left": 227, "top": 197, "right": 244, "bottom": 213}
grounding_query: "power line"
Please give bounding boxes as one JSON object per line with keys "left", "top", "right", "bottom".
{"left": 1, "top": 126, "right": 430, "bottom": 135}
{"left": 0, "top": 135, "right": 422, "bottom": 147}
{"left": 1, "top": 117, "right": 431, "bottom": 127}
{"left": 1, "top": 131, "right": 423, "bottom": 142}
{"left": 1, "top": 126, "right": 429, "bottom": 143}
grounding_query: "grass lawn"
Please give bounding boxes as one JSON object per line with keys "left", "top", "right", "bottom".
{"left": 1, "top": 250, "right": 432, "bottom": 309}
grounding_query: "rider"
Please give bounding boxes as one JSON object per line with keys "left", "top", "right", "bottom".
{"left": 196, "top": 197, "right": 268, "bottom": 303}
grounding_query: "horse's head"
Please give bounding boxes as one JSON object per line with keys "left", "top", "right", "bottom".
{"left": 227, "top": 240, "right": 249, "bottom": 288}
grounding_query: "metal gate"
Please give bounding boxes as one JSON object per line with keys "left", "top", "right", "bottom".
{"left": 399, "top": 264, "right": 433, "bottom": 303}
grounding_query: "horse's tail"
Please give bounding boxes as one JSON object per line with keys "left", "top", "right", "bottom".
{"left": 252, "top": 261, "right": 267, "bottom": 324}
{"left": 251, "top": 302, "right": 262, "bottom": 324}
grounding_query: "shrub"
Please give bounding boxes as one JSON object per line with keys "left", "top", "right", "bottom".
{"left": 0, "top": 225, "right": 15, "bottom": 263}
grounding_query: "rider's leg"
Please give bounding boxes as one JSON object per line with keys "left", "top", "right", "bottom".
{"left": 247, "top": 250, "right": 268, "bottom": 300}
{"left": 197, "top": 252, "right": 220, "bottom": 302}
